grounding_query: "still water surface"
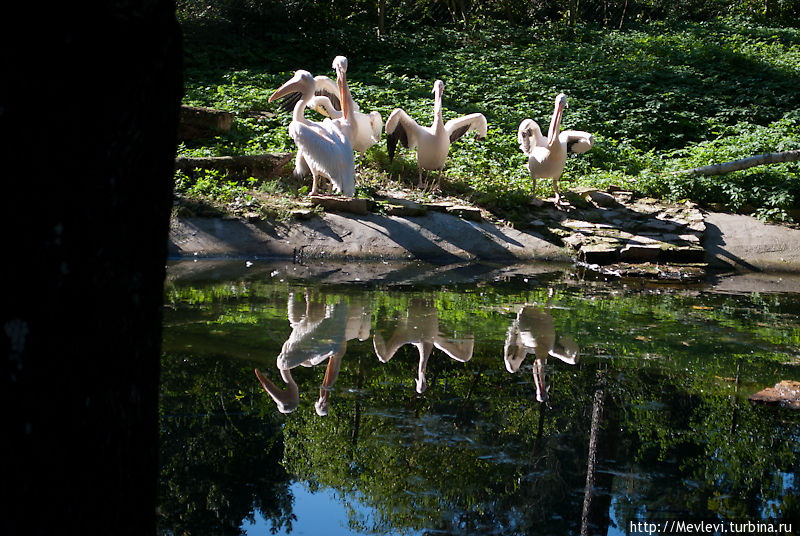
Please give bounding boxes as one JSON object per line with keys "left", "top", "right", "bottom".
{"left": 159, "top": 261, "right": 800, "bottom": 535}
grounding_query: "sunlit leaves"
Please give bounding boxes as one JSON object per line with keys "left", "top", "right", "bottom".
{"left": 180, "top": 19, "right": 800, "bottom": 220}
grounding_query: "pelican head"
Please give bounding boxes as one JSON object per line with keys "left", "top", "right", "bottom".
{"left": 556, "top": 92, "right": 568, "bottom": 109}
{"left": 432, "top": 79, "right": 445, "bottom": 98}
{"left": 332, "top": 56, "right": 352, "bottom": 120}
{"left": 269, "top": 70, "right": 314, "bottom": 103}
{"left": 332, "top": 55, "right": 348, "bottom": 75}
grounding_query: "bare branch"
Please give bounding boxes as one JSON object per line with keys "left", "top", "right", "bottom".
{"left": 673, "top": 150, "right": 800, "bottom": 177}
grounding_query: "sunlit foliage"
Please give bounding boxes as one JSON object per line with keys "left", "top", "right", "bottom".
{"left": 176, "top": 10, "right": 800, "bottom": 221}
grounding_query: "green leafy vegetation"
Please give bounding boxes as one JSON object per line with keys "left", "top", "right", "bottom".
{"left": 175, "top": 4, "right": 800, "bottom": 223}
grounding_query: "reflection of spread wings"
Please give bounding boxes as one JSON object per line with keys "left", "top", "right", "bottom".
{"left": 503, "top": 305, "right": 579, "bottom": 403}
{"left": 373, "top": 299, "right": 473, "bottom": 393}
{"left": 373, "top": 300, "right": 473, "bottom": 363}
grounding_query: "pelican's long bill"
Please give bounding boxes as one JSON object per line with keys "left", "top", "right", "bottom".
{"left": 337, "top": 71, "right": 349, "bottom": 120}
{"left": 333, "top": 56, "right": 350, "bottom": 121}
{"left": 547, "top": 93, "right": 568, "bottom": 146}
{"left": 268, "top": 70, "right": 311, "bottom": 103}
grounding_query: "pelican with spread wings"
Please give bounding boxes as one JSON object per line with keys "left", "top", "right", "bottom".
{"left": 385, "top": 79, "right": 487, "bottom": 190}
{"left": 518, "top": 93, "right": 594, "bottom": 205}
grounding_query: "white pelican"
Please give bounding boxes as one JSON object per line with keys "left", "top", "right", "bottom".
{"left": 268, "top": 69, "right": 355, "bottom": 197}
{"left": 385, "top": 79, "right": 487, "bottom": 189}
{"left": 275, "top": 65, "right": 382, "bottom": 156}
{"left": 307, "top": 95, "right": 382, "bottom": 155}
{"left": 518, "top": 93, "right": 594, "bottom": 206}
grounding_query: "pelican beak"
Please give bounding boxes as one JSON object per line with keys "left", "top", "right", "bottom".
{"left": 547, "top": 100, "right": 565, "bottom": 146}
{"left": 337, "top": 68, "right": 350, "bottom": 120}
{"left": 268, "top": 72, "right": 304, "bottom": 103}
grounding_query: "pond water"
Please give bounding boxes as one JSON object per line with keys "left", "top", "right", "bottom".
{"left": 158, "top": 260, "right": 800, "bottom": 536}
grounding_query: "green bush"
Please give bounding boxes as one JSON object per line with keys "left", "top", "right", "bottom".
{"left": 178, "top": 17, "right": 800, "bottom": 221}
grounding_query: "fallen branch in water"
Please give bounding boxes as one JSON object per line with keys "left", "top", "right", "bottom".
{"left": 672, "top": 150, "right": 800, "bottom": 176}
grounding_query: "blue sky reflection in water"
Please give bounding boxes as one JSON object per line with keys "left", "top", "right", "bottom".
{"left": 158, "top": 261, "right": 800, "bottom": 535}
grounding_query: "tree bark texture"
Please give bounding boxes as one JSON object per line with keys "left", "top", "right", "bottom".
{"left": 378, "top": 0, "right": 386, "bottom": 36}
{"left": 2, "top": 2, "right": 182, "bottom": 534}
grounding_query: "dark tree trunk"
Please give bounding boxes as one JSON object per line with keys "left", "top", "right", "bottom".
{"left": 378, "top": 0, "right": 386, "bottom": 36}
{"left": 569, "top": 0, "right": 578, "bottom": 27}
{"left": 581, "top": 367, "right": 617, "bottom": 536}
{"left": 2, "top": 2, "right": 182, "bottom": 534}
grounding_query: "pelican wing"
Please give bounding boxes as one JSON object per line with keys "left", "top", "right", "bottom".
{"left": 385, "top": 108, "right": 422, "bottom": 162}
{"left": 289, "top": 120, "right": 354, "bottom": 195}
{"left": 562, "top": 130, "right": 594, "bottom": 154}
{"left": 311, "top": 75, "right": 342, "bottom": 111}
{"left": 367, "top": 111, "right": 383, "bottom": 145}
{"left": 434, "top": 334, "right": 475, "bottom": 362}
{"left": 517, "top": 119, "right": 546, "bottom": 156}
{"left": 503, "top": 322, "right": 527, "bottom": 373}
{"left": 444, "top": 113, "right": 487, "bottom": 143}
{"left": 275, "top": 75, "right": 343, "bottom": 113}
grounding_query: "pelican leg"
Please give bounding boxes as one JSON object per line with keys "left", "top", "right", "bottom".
{"left": 433, "top": 168, "right": 444, "bottom": 191}
{"left": 553, "top": 178, "right": 562, "bottom": 206}
{"left": 417, "top": 168, "right": 425, "bottom": 189}
{"left": 310, "top": 171, "right": 319, "bottom": 196}
{"left": 530, "top": 176, "right": 543, "bottom": 207}
{"left": 532, "top": 358, "right": 548, "bottom": 403}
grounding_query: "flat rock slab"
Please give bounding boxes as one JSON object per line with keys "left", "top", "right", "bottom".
{"left": 704, "top": 212, "right": 800, "bottom": 272}
{"left": 178, "top": 105, "right": 233, "bottom": 141}
{"left": 169, "top": 211, "right": 572, "bottom": 264}
{"left": 446, "top": 205, "right": 483, "bottom": 222}
{"left": 169, "top": 188, "right": 800, "bottom": 273}
{"left": 749, "top": 380, "right": 800, "bottom": 410}
{"left": 544, "top": 196, "right": 711, "bottom": 269}
{"left": 384, "top": 198, "right": 427, "bottom": 217}
{"left": 309, "top": 195, "right": 369, "bottom": 215}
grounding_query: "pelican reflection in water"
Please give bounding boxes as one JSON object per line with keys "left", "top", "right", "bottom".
{"left": 255, "top": 291, "right": 371, "bottom": 415}
{"left": 504, "top": 299, "right": 578, "bottom": 403}
{"left": 373, "top": 298, "right": 474, "bottom": 393}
